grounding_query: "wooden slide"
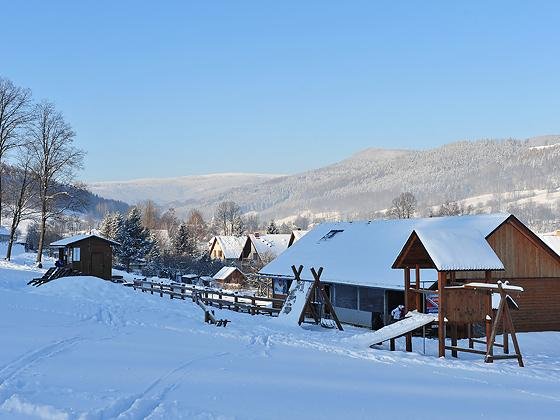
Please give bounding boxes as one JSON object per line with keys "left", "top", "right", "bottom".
{"left": 368, "top": 311, "right": 437, "bottom": 347}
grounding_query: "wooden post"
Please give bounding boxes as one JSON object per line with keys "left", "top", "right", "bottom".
{"left": 484, "top": 270, "right": 493, "bottom": 358}
{"left": 438, "top": 271, "right": 445, "bottom": 358}
{"left": 415, "top": 265, "right": 421, "bottom": 312}
{"left": 451, "top": 324, "right": 458, "bottom": 358}
{"left": 485, "top": 315, "right": 493, "bottom": 360}
{"left": 390, "top": 338, "right": 395, "bottom": 351}
{"left": 468, "top": 323, "right": 474, "bottom": 349}
{"left": 404, "top": 268, "right": 412, "bottom": 352}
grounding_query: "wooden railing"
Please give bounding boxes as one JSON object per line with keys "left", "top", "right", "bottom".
{"left": 124, "top": 278, "right": 284, "bottom": 316}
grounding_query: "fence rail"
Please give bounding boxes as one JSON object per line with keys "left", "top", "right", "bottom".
{"left": 124, "top": 278, "right": 284, "bottom": 316}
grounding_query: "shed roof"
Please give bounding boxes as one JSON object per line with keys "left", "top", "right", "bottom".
{"left": 50, "top": 234, "right": 120, "bottom": 248}
{"left": 212, "top": 236, "right": 248, "bottom": 259}
{"left": 213, "top": 266, "right": 245, "bottom": 281}
{"left": 394, "top": 227, "right": 505, "bottom": 271}
{"left": 259, "top": 213, "right": 511, "bottom": 290}
{"left": 249, "top": 234, "right": 291, "bottom": 258}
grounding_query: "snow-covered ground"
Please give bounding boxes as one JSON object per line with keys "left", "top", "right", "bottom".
{"left": 1, "top": 248, "right": 560, "bottom": 419}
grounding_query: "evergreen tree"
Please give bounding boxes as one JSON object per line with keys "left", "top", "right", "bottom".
{"left": 115, "top": 207, "right": 153, "bottom": 272}
{"left": 266, "top": 220, "right": 279, "bottom": 234}
{"left": 172, "top": 223, "right": 194, "bottom": 256}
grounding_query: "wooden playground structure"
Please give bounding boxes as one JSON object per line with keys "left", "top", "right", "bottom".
{"left": 388, "top": 229, "right": 525, "bottom": 367}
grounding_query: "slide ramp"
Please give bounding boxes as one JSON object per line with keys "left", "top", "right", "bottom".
{"left": 368, "top": 311, "right": 437, "bottom": 346}
{"left": 277, "top": 280, "right": 314, "bottom": 323}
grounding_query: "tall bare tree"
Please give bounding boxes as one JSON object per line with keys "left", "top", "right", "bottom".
{"left": 389, "top": 192, "right": 417, "bottom": 219}
{"left": 4, "top": 148, "right": 37, "bottom": 260}
{"left": 0, "top": 77, "right": 32, "bottom": 224}
{"left": 214, "top": 201, "right": 243, "bottom": 235}
{"left": 28, "top": 101, "right": 85, "bottom": 264}
{"left": 186, "top": 208, "right": 207, "bottom": 243}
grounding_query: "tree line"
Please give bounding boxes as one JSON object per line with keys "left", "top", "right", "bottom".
{"left": 0, "top": 76, "right": 85, "bottom": 262}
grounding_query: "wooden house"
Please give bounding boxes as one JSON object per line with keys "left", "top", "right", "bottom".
{"left": 288, "top": 230, "right": 309, "bottom": 247}
{"left": 50, "top": 234, "right": 119, "bottom": 280}
{"left": 209, "top": 236, "right": 249, "bottom": 263}
{"left": 245, "top": 233, "right": 291, "bottom": 265}
{"left": 213, "top": 266, "right": 247, "bottom": 287}
{"left": 0, "top": 226, "right": 9, "bottom": 242}
{"left": 260, "top": 214, "right": 560, "bottom": 332}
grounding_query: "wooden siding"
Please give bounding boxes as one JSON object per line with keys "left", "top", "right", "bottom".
{"left": 69, "top": 237, "right": 113, "bottom": 280}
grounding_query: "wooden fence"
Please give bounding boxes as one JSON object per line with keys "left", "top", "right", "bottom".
{"left": 124, "top": 278, "right": 284, "bottom": 317}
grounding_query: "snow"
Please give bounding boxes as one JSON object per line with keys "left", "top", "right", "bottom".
{"left": 2, "top": 249, "right": 560, "bottom": 419}
{"left": 249, "top": 234, "right": 291, "bottom": 259}
{"left": 412, "top": 227, "right": 505, "bottom": 271}
{"left": 50, "top": 233, "right": 119, "bottom": 247}
{"left": 213, "top": 266, "right": 241, "bottom": 281}
{"left": 260, "top": 214, "right": 510, "bottom": 290}
{"left": 539, "top": 232, "right": 560, "bottom": 257}
{"left": 277, "top": 280, "right": 314, "bottom": 323}
{"left": 367, "top": 311, "right": 437, "bottom": 345}
{"left": 212, "top": 236, "right": 247, "bottom": 259}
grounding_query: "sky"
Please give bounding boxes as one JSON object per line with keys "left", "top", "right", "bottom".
{"left": 2, "top": 1, "right": 560, "bottom": 182}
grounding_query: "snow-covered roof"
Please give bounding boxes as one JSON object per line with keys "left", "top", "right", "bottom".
{"left": 407, "top": 227, "right": 505, "bottom": 271}
{"left": 50, "top": 234, "right": 120, "bottom": 247}
{"left": 212, "top": 236, "right": 248, "bottom": 259}
{"left": 289, "top": 230, "right": 309, "bottom": 246}
{"left": 259, "top": 214, "right": 511, "bottom": 290}
{"left": 0, "top": 226, "right": 9, "bottom": 236}
{"left": 539, "top": 232, "right": 560, "bottom": 257}
{"left": 249, "top": 234, "right": 291, "bottom": 258}
{"left": 213, "top": 266, "right": 245, "bottom": 281}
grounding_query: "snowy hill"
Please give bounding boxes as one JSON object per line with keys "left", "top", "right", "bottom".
{"left": 87, "top": 136, "right": 560, "bottom": 230}
{"left": 2, "top": 251, "right": 560, "bottom": 418}
{"left": 88, "top": 173, "right": 283, "bottom": 206}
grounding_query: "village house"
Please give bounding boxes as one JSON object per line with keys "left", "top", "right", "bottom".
{"left": 209, "top": 236, "right": 249, "bottom": 263}
{"left": 0, "top": 226, "right": 10, "bottom": 242}
{"left": 288, "top": 230, "right": 309, "bottom": 247}
{"left": 260, "top": 214, "right": 560, "bottom": 332}
{"left": 213, "top": 266, "right": 247, "bottom": 288}
{"left": 50, "top": 234, "right": 119, "bottom": 280}
{"left": 245, "top": 233, "right": 291, "bottom": 265}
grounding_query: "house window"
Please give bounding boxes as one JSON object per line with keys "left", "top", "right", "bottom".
{"left": 320, "top": 229, "right": 344, "bottom": 241}
{"left": 73, "top": 247, "right": 81, "bottom": 262}
{"left": 334, "top": 284, "right": 358, "bottom": 310}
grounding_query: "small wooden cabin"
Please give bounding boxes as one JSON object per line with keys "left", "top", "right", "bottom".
{"left": 213, "top": 266, "right": 246, "bottom": 287}
{"left": 50, "top": 234, "right": 119, "bottom": 280}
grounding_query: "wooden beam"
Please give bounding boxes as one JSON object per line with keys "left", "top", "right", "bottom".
{"left": 405, "top": 268, "right": 412, "bottom": 352}
{"left": 445, "top": 346, "right": 487, "bottom": 355}
{"left": 438, "top": 271, "right": 445, "bottom": 358}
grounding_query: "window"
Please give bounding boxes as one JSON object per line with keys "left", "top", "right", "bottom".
{"left": 320, "top": 229, "right": 344, "bottom": 241}
{"left": 334, "top": 284, "right": 358, "bottom": 309}
{"left": 359, "top": 287, "right": 384, "bottom": 312}
{"left": 73, "top": 247, "right": 81, "bottom": 262}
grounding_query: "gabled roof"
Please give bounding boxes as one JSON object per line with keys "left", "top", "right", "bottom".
{"left": 213, "top": 266, "right": 245, "bottom": 281}
{"left": 249, "top": 234, "right": 291, "bottom": 258}
{"left": 393, "top": 227, "right": 505, "bottom": 271}
{"left": 289, "top": 230, "right": 309, "bottom": 247}
{"left": 211, "top": 236, "right": 248, "bottom": 259}
{"left": 50, "top": 234, "right": 120, "bottom": 247}
{"left": 259, "top": 214, "right": 511, "bottom": 290}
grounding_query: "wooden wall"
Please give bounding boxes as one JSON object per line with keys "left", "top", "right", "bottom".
{"left": 69, "top": 237, "right": 113, "bottom": 280}
{"left": 455, "top": 219, "right": 560, "bottom": 332}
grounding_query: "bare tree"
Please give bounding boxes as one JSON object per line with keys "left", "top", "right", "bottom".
{"left": 28, "top": 101, "right": 85, "bottom": 264}
{"left": 4, "top": 148, "right": 37, "bottom": 260}
{"left": 214, "top": 201, "right": 243, "bottom": 235}
{"left": 0, "top": 77, "right": 32, "bottom": 224}
{"left": 389, "top": 192, "right": 417, "bottom": 219}
{"left": 138, "top": 199, "right": 160, "bottom": 229}
{"left": 186, "top": 208, "right": 207, "bottom": 243}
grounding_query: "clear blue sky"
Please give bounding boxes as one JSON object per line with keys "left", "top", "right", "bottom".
{"left": 3, "top": 1, "right": 559, "bottom": 181}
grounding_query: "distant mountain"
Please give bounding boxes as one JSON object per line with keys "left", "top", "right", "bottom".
{"left": 88, "top": 136, "right": 560, "bottom": 231}
{"left": 88, "top": 173, "right": 283, "bottom": 207}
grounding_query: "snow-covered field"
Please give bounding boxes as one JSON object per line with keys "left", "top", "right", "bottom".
{"left": 1, "top": 248, "right": 560, "bottom": 419}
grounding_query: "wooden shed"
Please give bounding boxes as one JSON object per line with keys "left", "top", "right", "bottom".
{"left": 50, "top": 234, "right": 119, "bottom": 280}
{"left": 213, "top": 266, "right": 247, "bottom": 288}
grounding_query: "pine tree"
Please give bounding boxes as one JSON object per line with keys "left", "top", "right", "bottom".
{"left": 172, "top": 223, "right": 194, "bottom": 256}
{"left": 115, "top": 207, "right": 153, "bottom": 272}
{"left": 266, "top": 220, "right": 279, "bottom": 234}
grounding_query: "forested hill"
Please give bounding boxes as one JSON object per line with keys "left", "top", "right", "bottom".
{"left": 89, "top": 136, "right": 560, "bottom": 230}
